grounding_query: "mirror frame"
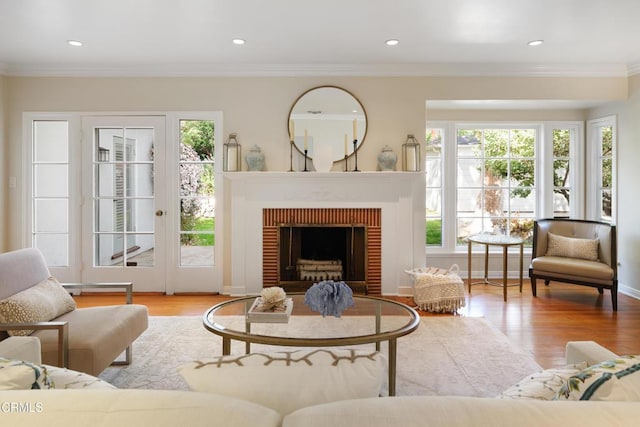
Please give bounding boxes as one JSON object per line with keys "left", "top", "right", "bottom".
{"left": 287, "top": 85, "right": 368, "bottom": 161}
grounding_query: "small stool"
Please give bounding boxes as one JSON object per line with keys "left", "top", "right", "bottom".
{"left": 405, "top": 265, "right": 466, "bottom": 313}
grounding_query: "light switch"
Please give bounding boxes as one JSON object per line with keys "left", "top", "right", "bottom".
{"left": 9, "top": 176, "right": 16, "bottom": 188}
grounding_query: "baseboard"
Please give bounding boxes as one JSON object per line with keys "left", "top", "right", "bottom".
{"left": 222, "top": 285, "right": 248, "bottom": 296}
{"left": 396, "top": 286, "right": 414, "bottom": 297}
{"left": 619, "top": 282, "right": 640, "bottom": 300}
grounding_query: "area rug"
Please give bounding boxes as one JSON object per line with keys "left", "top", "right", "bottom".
{"left": 99, "top": 315, "right": 542, "bottom": 397}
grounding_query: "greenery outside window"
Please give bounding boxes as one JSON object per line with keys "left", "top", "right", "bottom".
{"left": 425, "top": 128, "right": 443, "bottom": 246}
{"left": 179, "top": 120, "right": 216, "bottom": 266}
{"left": 587, "top": 116, "right": 616, "bottom": 223}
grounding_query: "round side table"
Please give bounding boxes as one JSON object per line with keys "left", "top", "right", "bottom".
{"left": 466, "top": 233, "right": 524, "bottom": 302}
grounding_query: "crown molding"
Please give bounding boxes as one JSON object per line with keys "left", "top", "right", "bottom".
{"left": 0, "top": 62, "right": 632, "bottom": 78}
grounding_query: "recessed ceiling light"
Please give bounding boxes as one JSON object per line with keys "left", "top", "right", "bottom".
{"left": 232, "top": 38, "right": 246, "bottom": 45}
{"left": 527, "top": 40, "right": 543, "bottom": 46}
{"left": 67, "top": 40, "right": 83, "bottom": 47}
{"left": 385, "top": 39, "right": 399, "bottom": 46}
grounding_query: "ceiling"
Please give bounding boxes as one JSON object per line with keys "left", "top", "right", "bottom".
{"left": 1, "top": 0, "right": 639, "bottom": 77}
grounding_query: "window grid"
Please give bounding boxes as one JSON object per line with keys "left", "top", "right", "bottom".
{"left": 456, "top": 127, "right": 536, "bottom": 246}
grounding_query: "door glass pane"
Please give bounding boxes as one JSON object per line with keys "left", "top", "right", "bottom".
{"left": 124, "top": 235, "right": 154, "bottom": 267}
{"left": 94, "top": 126, "right": 156, "bottom": 267}
{"left": 179, "top": 120, "right": 215, "bottom": 266}
{"left": 95, "top": 163, "right": 122, "bottom": 197}
{"left": 35, "top": 199, "right": 68, "bottom": 232}
{"left": 35, "top": 234, "right": 68, "bottom": 267}
{"left": 126, "top": 164, "right": 154, "bottom": 196}
{"left": 32, "top": 120, "right": 70, "bottom": 267}
{"left": 34, "top": 121, "right": 68, "bottom": 162}
{"left": 34, "top": 165, "right": 68, "bottom": 197}
{"left": 127, "top": 199, "right": 154, "bottom": 232}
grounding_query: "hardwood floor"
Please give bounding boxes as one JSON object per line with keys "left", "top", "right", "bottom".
{"left": 74, "top": 280, "right": 640, "bottom": 369}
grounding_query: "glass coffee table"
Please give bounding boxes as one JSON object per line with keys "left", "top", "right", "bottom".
{"left": 203, "top": 294, "right": 420, "bottom": 396}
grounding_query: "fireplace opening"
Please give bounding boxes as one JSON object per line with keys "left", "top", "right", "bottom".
{"left": 278, "top": 224, "right": 367, "bottom": 293}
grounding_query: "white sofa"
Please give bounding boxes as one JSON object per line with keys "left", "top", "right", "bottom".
{"left": 1, "top": 342, "right": 639, "bottom": 427}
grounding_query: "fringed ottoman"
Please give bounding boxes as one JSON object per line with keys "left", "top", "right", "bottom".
{"left": 405, "top": 265, "right": 466, "bottom": 313}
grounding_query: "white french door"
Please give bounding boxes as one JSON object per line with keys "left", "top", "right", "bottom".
{"left": 27, "top": 113, "right": 221, "bottom": 293}
{"left": 81, "top": 116, "right": 167, "bottom": 292}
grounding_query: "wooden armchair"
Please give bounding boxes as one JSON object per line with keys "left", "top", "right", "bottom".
{"left": 529, "top": 219, "right": 617, "bottom": 310}
{"left": 0, "top": 248, "right": 148, "bottom": 375}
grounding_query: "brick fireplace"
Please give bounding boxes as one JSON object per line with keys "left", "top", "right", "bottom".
{"left": 263, "top": 208, "right": 381, "bottom": 294}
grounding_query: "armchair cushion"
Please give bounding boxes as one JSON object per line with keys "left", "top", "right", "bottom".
{"left": 545, "top": 232, "right": 599, "bottom": 261}
{"left": 0, "top": 277, "right": 76, "bottom": 336}
{"left": 35, "top": 304, "right": 148, "bottom": 375}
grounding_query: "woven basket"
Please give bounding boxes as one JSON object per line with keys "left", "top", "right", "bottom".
{"left": 405, "top": 264, "right": 466, "bottom": 313}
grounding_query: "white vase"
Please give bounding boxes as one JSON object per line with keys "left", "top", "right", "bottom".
{"left": 377, "top": 145, "right": 397, "bottom": 171}
{"left": 245, "top": 145, "right": 265, "bottom": 171}
{"left": 312, "top": 145, "right": 334, "bottom": 172}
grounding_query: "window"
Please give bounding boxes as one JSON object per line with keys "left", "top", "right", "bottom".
{"left": 587, "top": 116, "right": 616, "bottom": 223}
{"left": 31, "top": 120, "right": 70, "bottom": 266}
{"left": 425, "top": 127, "right": 443, "bottom": 246}
{"left": 552, "top": 129, "right": 571, "bottom": 217}
{"left": 548, "top": 124, "right": 583, "bottom": 219}
{"left": 456, "top": 126, "right": 537, "bottom": 245}
{"left": 425, "top": 121, "right": 585, "bottom": 253}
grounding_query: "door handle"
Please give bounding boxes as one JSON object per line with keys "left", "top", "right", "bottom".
{"left": 155, "top": 210, "right": 164, "bottom": 217}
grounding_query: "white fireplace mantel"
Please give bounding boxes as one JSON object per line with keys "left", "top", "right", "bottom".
{"left": 221, "top": 172, "right": 426, "bottom": 295}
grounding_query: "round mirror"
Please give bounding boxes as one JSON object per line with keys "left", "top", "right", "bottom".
{"left": 288, "top": 86, "right": 367, "bottom": 166}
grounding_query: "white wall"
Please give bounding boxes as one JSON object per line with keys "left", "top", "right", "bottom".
{"left": 587, "top": 74, "right": 640, "bottom": 298}
{"left": 2, "top": 74, "right": 632, "bottom": 291}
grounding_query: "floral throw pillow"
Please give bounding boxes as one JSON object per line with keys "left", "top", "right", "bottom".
{"left": 554, "top": 355, "right": 640, "bottom": 401}
{"left": 498, "top": 362, "right": 587, "bottom": 400}
{"left": 0, "top": 357, "right": 54, "bottom": 390}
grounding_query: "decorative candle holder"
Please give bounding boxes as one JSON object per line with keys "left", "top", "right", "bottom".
{"left": 402, "top": 134, "right": 421, "bottom": 172}
{"left": 303, "top": 149, "right": 309, "bottom": 172}
{"left": 288, "top": 140, "right": 295, "bottom": 172}
{"left": 223, "top": 133, "right": 241, "bottom": 172}
{"left": 352, "top": 139, "right": 360, "bottom": 172}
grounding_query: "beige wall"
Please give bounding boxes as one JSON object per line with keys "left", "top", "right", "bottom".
{"left": 3, "top": 74, "right": 636, "bottom": 294}
{"left": 0, "top": 76, "right": 6, "bottom": 251}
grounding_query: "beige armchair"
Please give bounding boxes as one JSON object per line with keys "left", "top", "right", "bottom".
{"left": 0, "top": 248, "right": 148, "bottom": 375}
{"left": 529, "top": 218, "right": 617, "bottom": 310}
